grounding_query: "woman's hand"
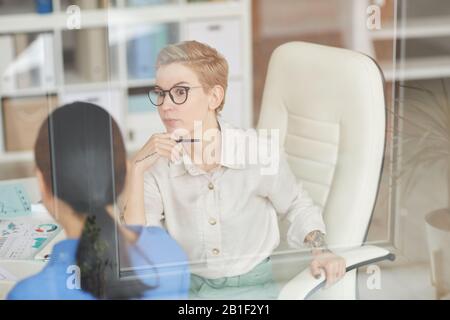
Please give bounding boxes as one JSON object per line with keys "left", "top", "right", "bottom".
{"left": 310, "top": 249, "right": 346, "bottom": 288}
{"left": 131, "top": 133, "right": 183, "bottom": 174}
{"left": 121, "top": 133, "right": 182, "bottom": 226}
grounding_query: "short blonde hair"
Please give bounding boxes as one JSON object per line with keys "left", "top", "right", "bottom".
{"left": 156, "top": 40, "right": 228, "bottom": 113}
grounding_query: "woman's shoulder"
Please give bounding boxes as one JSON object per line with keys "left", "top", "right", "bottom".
{"left": 6, "top": 266, "right": 94, "bottom": 300}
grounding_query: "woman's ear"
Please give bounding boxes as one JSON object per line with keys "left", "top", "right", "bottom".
{"left": 208, "top": 85, "right": 225, "bottom": 112}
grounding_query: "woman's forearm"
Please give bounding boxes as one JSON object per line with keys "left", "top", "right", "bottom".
{"left": 304, "top": 230, "right": 330, "bottom": 254}
{"left": 122, "top": 166, "right": 146, "bottom": 225}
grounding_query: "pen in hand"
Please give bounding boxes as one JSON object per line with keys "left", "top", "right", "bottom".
{"left": 134, "top": 138, "right": 200, "bottom": 164}
{"left": 175, "top": 138, "right": 200, "bottom": 143}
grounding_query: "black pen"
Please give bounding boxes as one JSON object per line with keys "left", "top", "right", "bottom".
{"left": 175, "top": 138, "right": 201, "bottom": 143}
{"left": 135, "top": 138, "right": 200, "bottom": 164}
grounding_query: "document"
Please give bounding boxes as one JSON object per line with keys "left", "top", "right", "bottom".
{"left": 0, "top": 220, "right": 60, "bottom": 260}
{"left": 0, "top": 184, "right": 31, "bottom": 219}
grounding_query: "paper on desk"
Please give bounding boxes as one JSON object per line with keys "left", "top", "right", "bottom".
{"left": 0, "top": 220, "right": 61, "bottom": 260}
{"left": 0, "top": 266, "right": 17, "bottom": 281}
{"left": 31, "top": 203, "right": 53, "bottom": 220}
{"left": 0, "top": 184, "right": 31, "bottom": 219}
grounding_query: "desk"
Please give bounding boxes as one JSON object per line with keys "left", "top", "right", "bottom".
{"left": 0, "top": 177, "right": 66, "bottom": 299}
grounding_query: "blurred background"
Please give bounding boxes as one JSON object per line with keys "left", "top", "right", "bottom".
{"left": 0, "top": 0, "right": 449, "bottom": 299}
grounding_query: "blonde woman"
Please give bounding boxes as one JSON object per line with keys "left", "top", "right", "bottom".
{"left": 122, "top": 40, "right": 345, "bottom": 299}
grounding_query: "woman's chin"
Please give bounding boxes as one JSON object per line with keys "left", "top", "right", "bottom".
{"left": 166, "top": 124, "right": 192, "bottom": 136}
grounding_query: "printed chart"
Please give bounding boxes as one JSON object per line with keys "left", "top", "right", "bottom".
{"left": 0, "top": 220, "right": 60, "bottom": 259}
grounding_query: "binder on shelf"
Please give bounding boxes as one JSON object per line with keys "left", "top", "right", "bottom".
{"left": 38, "top": 33, "right": 56, "bottom": 88}
{"left": 127, "top": 25, "right": 168, "bottom": 80}
{"left": 127, "top": 19, "right": 169, "bottom": 80}
{"left": 34, "top": 0, "right": 53, "bottom": 14}
{"left": 75, "top": 28, "right": 108, "bottom": 83}
{"left": 74, "top": 0, "right": 108, "bottom": 82}
{"left": 0, "top": 33, "right": 56, "bottom": 93}
{"left": 0, "top": 35, "right": 15, "bottom": 93}
{"left": 74, "top": 0, "right": 100, "bottom": 10}
{"left": 14, "top": 33, "right": 32, "bottom": 90}
{"left": 74, "top": 0, "right": 112, "bottom": 9}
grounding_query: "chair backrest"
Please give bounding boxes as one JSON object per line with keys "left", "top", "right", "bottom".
{"left": 257, "top": 42, "right": 386, "bottom": 250}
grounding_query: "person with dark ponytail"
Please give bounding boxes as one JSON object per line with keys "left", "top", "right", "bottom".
{"left": 7, "top": 102, "right": 190, "bottom": 300}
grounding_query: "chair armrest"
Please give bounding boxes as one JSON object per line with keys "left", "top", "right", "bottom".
{"left": 278, "top": 245, "right": 395, "bottom": 300}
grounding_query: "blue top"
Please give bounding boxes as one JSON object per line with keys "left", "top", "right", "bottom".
{"left": 7, "top": 226, "right": 190, "bottom": 300}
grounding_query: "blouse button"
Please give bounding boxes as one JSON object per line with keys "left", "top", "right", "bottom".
{"left": 208, "top": 183, "right": 214, "bottom": 190}
{"left": 208, "top": 217, "right": 217, "bottom": 225}
{"left": 212, "top": 248, "right": 220, "bottom": 255}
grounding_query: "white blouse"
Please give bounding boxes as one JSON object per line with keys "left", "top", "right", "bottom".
{"left": 143, "top": 118, "right": 326, "bottom": 279}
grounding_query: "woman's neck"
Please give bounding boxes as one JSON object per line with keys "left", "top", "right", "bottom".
{"left": 56, "top": 203, "right": 138, "bottom": 243}
{"left": 188, "top": 114, "right": 221, "bottom": 172}
{"left": 54, "top": 204, "right": 86, "bottom": 239}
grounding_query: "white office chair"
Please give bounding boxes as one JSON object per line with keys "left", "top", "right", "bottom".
{"left": 258, "top": 42, "right": 395, "bottom": 299}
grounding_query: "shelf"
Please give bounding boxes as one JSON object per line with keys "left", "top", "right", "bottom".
{"left": 0, "top": 86, "right": 58, "bottom": 98}
{"left": 0, "top": 1, "right": 244, "bottom": 33}
{"left": 127, "top": 79, "right": 156, "bottom": 88}
{"left": 0, "top": 0, "right": 253, "bottom": 169}
{"left": 381, "top": 56, "right": 450, "bottom": 81}
{"left": 0, "top": 151, "right": 33, "bottom": 164}
{"left": 370, "top": 15, "right": 450, "bottom": 40}
{"left": 60, "top": 81, "right": 122, "bottom": 93}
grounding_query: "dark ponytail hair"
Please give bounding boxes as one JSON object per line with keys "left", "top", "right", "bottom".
{"left": 35, "top": 102, "right": 151, "bottom": 299}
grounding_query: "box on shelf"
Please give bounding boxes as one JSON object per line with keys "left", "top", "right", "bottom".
{"left": 380, "top": 0, "right": 395, "bottom": 23}
{"left": 186, "top": 18, "right": 242, "bottom": 78}
{"left": 2, "top": 95, "right": 58, "bottom": 152}
{"left": 373, "top": 39, "right": 395, "bottom": 65}
{"left": 128, "top": 87, "right": 154, "bottom": 113}
{"left": 126, "top": 87, "right": 162, "bottom": 148}
{"left": 60, "top": 89, "right": 124, "bottom": 130}
{"left": 127, "top": 112, "right": 164, "bottom": 149}
{"left": 220, "top": 80, "right": 246, "bottom": 128}
{"left": 0, "top": 0, "right": 37, "bottom": 15}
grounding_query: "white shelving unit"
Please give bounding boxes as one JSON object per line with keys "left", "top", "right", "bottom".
{"left": 347, "top": 0, "right": 450, "bottom": 82}
{"left": 345, "top": 0, "right": 450, "bottom": 252}
{"left": 0, "top": 0, "right": 253, "bottom": 166}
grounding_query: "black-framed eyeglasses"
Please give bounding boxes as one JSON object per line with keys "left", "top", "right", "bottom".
{"left": 148, "top": 85, "right": 202, "bottom": 107}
